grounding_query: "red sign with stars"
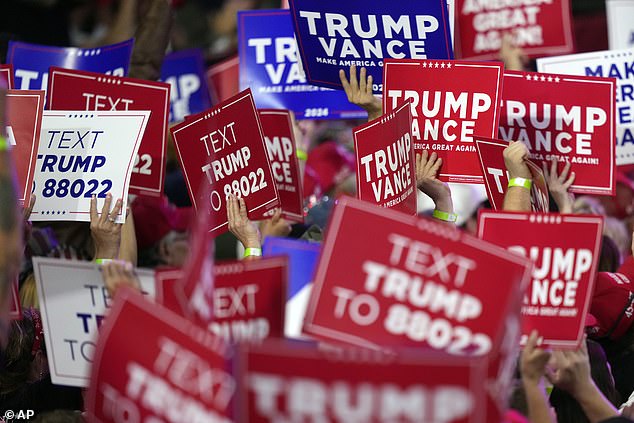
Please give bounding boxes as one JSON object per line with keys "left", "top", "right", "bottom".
{"left": 383, "top": 59, "right": 504, "bottom": 184}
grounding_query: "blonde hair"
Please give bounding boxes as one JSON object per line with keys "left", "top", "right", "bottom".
{"left": 19, "top": 273, "right": 39, "bottom": 309}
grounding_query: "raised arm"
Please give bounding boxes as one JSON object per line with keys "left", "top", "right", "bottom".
{"left": 543, "top": 158, "right": 575, "bottom": 214}
{"left": 415, "top": 151, "right": 455, "bottom": 224}
{"left": 90, "top": 194, "right": 124, "bottom": 261}
{"left": 339, "top": 64, "right": 383, "bottom": 122}
{"left": 521, "top": 331, "right": 556, "bottom": 423}
{"left": 548, "top": 337, "right": 619, "bottom": 423}
{"left": 503, "top": 141, "right": 532, "bottom": 212}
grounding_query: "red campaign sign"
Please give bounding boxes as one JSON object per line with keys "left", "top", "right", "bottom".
{"left": 170, "top": 89, "right": 279, "bottom": 235}
{"left": 9, "top": 279, "right": 21, "bottom": 320}
{"left": 86, "top": 289, "right": 236, "bottom": 422}
{"left": 47, "top": 67, "right": 170, "bottom": 198}
{"left": 303, "top": 196, "right": 532, "bottom": 355}
{"left": 475, "top": 137, "right": 549, "bottom": 212}
{"left": 239, "top": 339, "right": 494, "bottom": 423}
{"left": 154, "top": 268, "right": 184, "bottom": 315}
{"left": 176, "top": 180, "right": 216, "bottom": 326}
{"left": 258, "top": 109, "right": 304, "bottom": 222}
{"left": 6, "top": 89, "right": 44, "bottom": 207}
{"left": 457, "top": 0, "right": 574, "bottom": 61}
{"left": 156, "top": 257, "right": 288, "bottom": 343}
{"left": 354, "top": 101, "right": 417, "bottom": 215}
{"left": 0, "top": 64, "right": 14, "bottom": 89}
{"left": 499, "top": 70, "right": 616, "bottom": 196}
{"left": 207, "top": 56, "right": 240, "bottom": 105}
{"left": 383, "top": 59, "right": 504, "bottom": 184}
{"left": 478, "top": 211, "right": 604, "bottom": 349}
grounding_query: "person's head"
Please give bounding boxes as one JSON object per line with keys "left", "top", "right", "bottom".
{"left": 587, "top": 272, "right": 634, "bottom": 341}
{"left": 598, "top": 173, "right": 634, "bottom": 219}
{"left": 599, "top": 235, "right": 622, "bottom": 273}
{"left": 572, "top": 196, "right": 606, "bottom": 215}
{"left": 0, "top": 308, "right": 48, "bottom": 395}
{"left": 549, "top": 340, "right": 620, "bottom": 423}
{"left": 303, "top": 141, "right": 356, "bottom": 201}
{"left": 132, "top": 196, "right": 192, "bottom": 268}
{"left": 603, "top": 216, "right": 632, "bottom": 260}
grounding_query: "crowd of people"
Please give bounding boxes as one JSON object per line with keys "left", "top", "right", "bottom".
{"left": 0, "top": 0, "right": 632, "bottom": 422}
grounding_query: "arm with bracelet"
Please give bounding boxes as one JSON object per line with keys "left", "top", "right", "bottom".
{"left": 226, "top": 194, "right": 262, "bottom": 261}
{"left": 415, "top": 151, "right": 457, "bottom": 225}
{"left": 503, "top": 141, "right": 533, "bottom": 212}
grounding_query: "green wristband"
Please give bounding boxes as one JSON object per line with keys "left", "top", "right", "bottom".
{"left": 244, "top": 247, "right": 262, "bottom": 258}
{"left": 508, "top": 177, "right": 532, "bottom": 190}
{"left": 95, "top": 259, "right": 113, "bottom": 265}
{"left": 432, "top": 209, "right": 458, "bottom": 223}
{"left": 0, "top": 135, "right": 9, "bottom": 152}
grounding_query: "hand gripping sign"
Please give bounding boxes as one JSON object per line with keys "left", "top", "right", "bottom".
{"left": 7, "top": 39, "right": 134, "bottom": 91}
{"left": 156, "top": 257, "right": 288, "bottom": 343}
{"left": 499, "top": 70, "right": 616, "bottom": 195}
{"left": 475, "top": 137, "right": 549, "bottom": 212}
{"left": 239, "top": 340, "right": 494, "bottom": 423}
{"left": 160, "top": 49, "right": 212, "bottom": 123}
{"left": 5, "top": 90, "right": 45, "bottom": 207}
{"left": 457, "top": 0, "right": 574, "bottom": 61}
{"left": 47, "top": 67, "right": 170, "bottom": 198}
{"left": 238, "top": 9, "right": 366, "bottom": 120}
{"left": 86, "top": 289, "right": 236, "bottom": 423}
{"left": 32, "top": 258, "right": 155, "bottom": 387}
{"left": 478, "top": 211, "right": 604, "bottom": 349}
{"left": 258, "top": 109, "right": 304, "bottom": 222}
{"left": 354, "top": 101, "right": 417, "bottom": 215}
{"left": 537, "top": 49, "right": 634, "bottom": 166}
{"left": 303, "top": 196, "right": 532, "bottom": 355}
{"left": 0, "top": 64, "right": 14, "bottom": 88}
{"left": 30, "top": 110, "right": 150, "bottom": 223}
{"left": 170, "top": 89, "right": 279, "bottom": 235}
{"left": 288, "top": 0, "right": 454, "bottom": 93}
{"left": 383, "top": 59, "right": 504, "bottom": 183}
{"left": 607, "top": 0, "right": 634, "bottom": 50}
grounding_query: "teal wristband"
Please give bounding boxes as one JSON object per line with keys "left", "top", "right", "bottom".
{"left": 508, "top": 177, "right": 532, "bottom": 190}
{"left": 244, "top": 248, "right": 262, "bottom": 258}
{"left": 432, "top": 209, "right": 458, "bottom": 223}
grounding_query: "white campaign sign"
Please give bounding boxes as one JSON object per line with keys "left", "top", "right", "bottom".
{"left": 30, "top": 111, "right": 149, "bottom": 223}
{"left": 607, "top": 0, "right": 634, "bottom": 50}
{"left": 33, "top": 258, "right": 155, "bottom": 387}
{"left": 537, "top": 48, "right": 634, "bottom": 165}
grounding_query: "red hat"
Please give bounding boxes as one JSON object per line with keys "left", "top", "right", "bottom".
{"left": 303, "top": 141, "right": 355, "bottom": 199}
{"left": 588, "top": 272, "right": 634, "bottom": 340}
{"left": 131, "top": 196, "right": 192, "bottom": 249}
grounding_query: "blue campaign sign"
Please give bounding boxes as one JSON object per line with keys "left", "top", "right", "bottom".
{"left": 160, "top": 49, "right": 212, "bottom": 123}
{"left": 289, "top": 0, "right": 454, "bottom": 93}
{"left": 263, "top": 237, "right": 321, "bottom": 301}
{"left": 7, "top": 39, "right": 134, "bottom": 91}
{"left": 238, "top": 10, "right": 366, "bottom": 120}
